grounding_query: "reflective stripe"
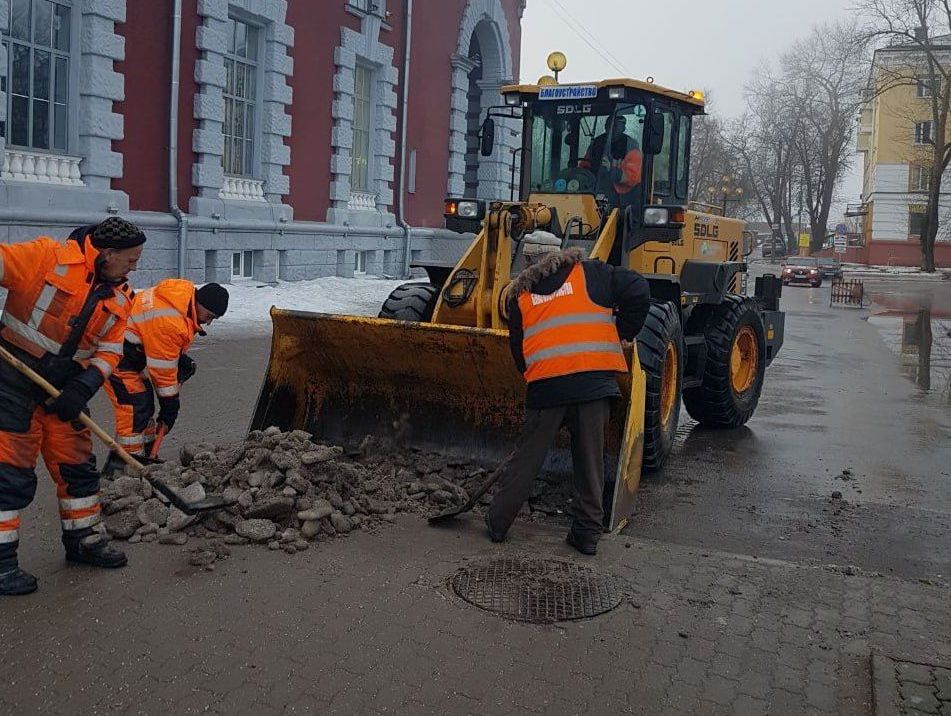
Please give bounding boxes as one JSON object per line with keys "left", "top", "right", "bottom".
{"left": 0, "top": 509, "right": 19, "bottom": 522}
{"left": 53, "top": 263, "right": 69, "bottom": 276}
{"left": 75, "top": 348, "right": 94, "bottom": 359}
{"left": 59, "top": 495, "right": 99, "bottom": 511}
{"left": 1, "top": 311, "right": 64, "bottom": 354}
{"left": 90, "top": 357, "right": 113, "bottom": 377}
{"left": 118, "top": 434, "right": 145, "bottom": 447}
{"left": 147, "top": 356, "right": 179, "bottom": 370}
{"left": 524, "top": 341, "right": 624, "bottom": 367}
{"left": 124, "top": 331, "right": 142, "bottom": 344}
{"left": 61, "top": 513, "right": 101, "bottom": 530}
{"left": 523, "top": 312, "right": 615, "bottom": 340}
{"left": 29, "top": 283, "right": 59, "bottom": 329}
{"left": 98, "top": 314, "right": 118, "bottom": 339}
{"left": 98, "top": 342, "right": 123, "bottom": 354}
{"left": 113, "top": 291, "right": 128, "bottom": 307}
{"left": 0, "top": 530, "right": 18, "bottom": 543}
{"left": 130, "top": 308, "right": 180, "bottom": 324}
{"left": 156, "top": 384, "right": 180, "bottom": 397}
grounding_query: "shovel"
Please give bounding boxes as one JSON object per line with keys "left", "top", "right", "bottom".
{"left": 0, "top": 344, "right": 232, "bottom": 516}
{"left": 427, "top": 466, "right": 504, "bottom": 524}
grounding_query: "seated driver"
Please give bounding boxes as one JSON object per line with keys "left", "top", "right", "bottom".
{"left": 579, "top": 117, "right": 643, "bottom": 202}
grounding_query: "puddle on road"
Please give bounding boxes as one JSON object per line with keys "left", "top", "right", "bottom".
{"left": 867, "top": 288, "right": 951, "bottom": 406}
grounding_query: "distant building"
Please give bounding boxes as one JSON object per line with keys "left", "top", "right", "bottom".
{"left": 856, "top": 33, "right": 951, "bottom": 267}
{"left": 0, "top": 1, "right": 525, "bottom": 285}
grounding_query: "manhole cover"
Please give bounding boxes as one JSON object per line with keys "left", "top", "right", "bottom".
{"left": 450, "top": 556, "right": 625, "bottom": 623}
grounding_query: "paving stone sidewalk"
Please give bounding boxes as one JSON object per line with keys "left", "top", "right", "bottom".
{"left": 1, "top": 517, "right": 949, "bottom": 714}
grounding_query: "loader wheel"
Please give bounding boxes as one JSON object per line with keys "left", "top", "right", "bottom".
{"left": 378, "top": 282, "right": 439, "bottom": 322}
{"left": 636, "top": 301, "right": 684, "bottom": 471}
{"left": 683, "top": 296, "right": 766, "bottom": 428}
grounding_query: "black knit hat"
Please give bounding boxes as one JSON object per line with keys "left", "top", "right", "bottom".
{"left": 91, "top": 217, "right": 147, "bottom": 249}
{"left": 196, "top": 283, "right": 229, "bottom": 317}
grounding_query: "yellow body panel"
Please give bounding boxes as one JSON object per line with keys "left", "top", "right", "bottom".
{"left": 503, "top": 78, "right": 706, "bottom": 109}
{"left": 527, "top": 193, "right": 601, "bottom": 235}
{"left": 628, "top": 210, "right": 746, "bottom": 277}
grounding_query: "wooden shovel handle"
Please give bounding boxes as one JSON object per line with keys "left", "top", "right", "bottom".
{"left": 0, "top": 344, "right": 145, "bottom": 473}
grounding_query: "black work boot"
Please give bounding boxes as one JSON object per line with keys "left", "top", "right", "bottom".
{"left": 63, "top": 530, "right": 128, "bottom": 569}
{"left": 0, "top": 566, "right": 38, "bottom": 596}
{"left": 100, "top": 450, "right": 127, "bottom": 479}
{"left": 484, "top": 513, "right": 507, "bottom": 543}
{"left": 566, "top": 530, "right": 598, "bottom": 556}
{"left": 0, "top": 541, "right": 37, "bottom": 595}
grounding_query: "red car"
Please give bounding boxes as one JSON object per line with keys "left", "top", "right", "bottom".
{"left": 782, "top": 256, "right": 823, "bottom": 287}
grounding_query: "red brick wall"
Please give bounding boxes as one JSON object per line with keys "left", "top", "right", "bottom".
{"left": 115, "top": 0, "right": 199, "bottom": 212}
{"left": 817, "top": 241, "right": 951, "bottom": 268}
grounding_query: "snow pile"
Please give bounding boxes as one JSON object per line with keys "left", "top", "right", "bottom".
{"left": 213, "top": 276, "right": 410, "bottom": 335}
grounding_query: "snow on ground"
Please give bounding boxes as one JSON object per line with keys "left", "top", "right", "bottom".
{"left": 212, "top": 276, "right": 410, "bottom": 336}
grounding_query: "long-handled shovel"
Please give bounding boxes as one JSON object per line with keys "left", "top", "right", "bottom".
{"left": 0, "top": 345, "right": 232, "bottom": 516}
{"left": 428, "top": 466, "right": 504, "bottom": 524}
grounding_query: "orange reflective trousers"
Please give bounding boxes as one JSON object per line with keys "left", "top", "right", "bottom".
{"left": 0, "top": 349, "right": 102, "bottom": 564}
{"left": 102, "top": 371, "right": 156, "bottom": 456}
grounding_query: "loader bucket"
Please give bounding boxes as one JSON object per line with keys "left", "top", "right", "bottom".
{"left": 250, "top": 309, "right": 646, "bottom": 531}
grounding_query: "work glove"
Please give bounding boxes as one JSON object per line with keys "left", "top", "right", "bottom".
{"left": 177, "top": 354, "right": 197, "bottom": 384}
{"left": 46, "top": 367, "right": 103, "bottom": 423}
{"left": 156, "top": 394, "right": 181, "bottom": 433}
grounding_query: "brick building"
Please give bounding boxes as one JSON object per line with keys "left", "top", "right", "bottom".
{"left": 0, "top": 0, "right": 525, "bottom": 285}
{"left": 855, "top": 34, "right": 951, "bottom": 267}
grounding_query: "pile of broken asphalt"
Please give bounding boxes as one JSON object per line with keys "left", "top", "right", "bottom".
{"left": 100, "top": 427, "right": 573, "bottom": 569}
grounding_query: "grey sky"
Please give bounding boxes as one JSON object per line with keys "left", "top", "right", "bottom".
{"left": 521, "top": 0, "right": 864, "bottom": 205}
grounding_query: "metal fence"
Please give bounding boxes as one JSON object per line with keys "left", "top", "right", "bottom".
{"left": 830, "top": 277, "right": 865, "bottom": 308}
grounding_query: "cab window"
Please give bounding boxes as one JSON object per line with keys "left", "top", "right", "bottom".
{"left": 675, "top": 114, "right": 690, "bottom": 200}
{"left": 651, "top": 109, "right": 675, "bottom": 200}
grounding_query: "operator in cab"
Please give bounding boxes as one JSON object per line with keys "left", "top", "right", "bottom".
{"left": 578, "top": 115, "right": 644, "bottom": 206}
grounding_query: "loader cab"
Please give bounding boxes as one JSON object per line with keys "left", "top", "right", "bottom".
{"left": 494, "top": 81, "right": 704, "bottom": 252}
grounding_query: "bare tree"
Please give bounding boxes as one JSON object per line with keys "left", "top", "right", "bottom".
{"left": 859, "top": 0, "right": 951, "bottom": 271}
{"left": 781, "top": 22, "right": 869, "bottom": 251}
{"left": 727, "top": 71, "right": 800, "bottom": 246}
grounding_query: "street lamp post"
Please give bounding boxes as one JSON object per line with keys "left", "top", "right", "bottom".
{"left": 707, "top": 174, "right": 744, "bottom": 217}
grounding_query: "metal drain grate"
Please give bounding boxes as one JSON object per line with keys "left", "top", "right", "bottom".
{"left": 450, "top": 556, "right": 625, "bottom": 623}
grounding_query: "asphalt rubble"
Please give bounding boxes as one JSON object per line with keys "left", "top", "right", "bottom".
{"left": 99, "top": 427, "right": 572, "bottom": 569}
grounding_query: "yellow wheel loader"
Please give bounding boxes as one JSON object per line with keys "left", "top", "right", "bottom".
{"left": 252, "top": 78, "right": 785, "bottom": 531}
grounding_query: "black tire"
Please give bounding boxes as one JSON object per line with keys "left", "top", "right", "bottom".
{"left": 378, "top": 283, "right": 438, "bottom": 322}
{"left": 636, "top": 302, "right": 684, "bottom": 471}
{"left": 683, "top": 296, "right": 767, "bottom": 428}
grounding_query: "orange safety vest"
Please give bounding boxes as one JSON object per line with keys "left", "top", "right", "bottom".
{"left": 0, "top": 236, "right": 132, "bottom": 378}
{"left": 123, "top": 279, "right": 200, "bottom": 398}
{"left": 518, "top": 262, "right": 628, "bottom": 383}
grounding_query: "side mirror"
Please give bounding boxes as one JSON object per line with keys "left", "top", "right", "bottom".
{"left": 480, "top": 117, "right": 496, "bottom": 157}
{"left": 644, "top": 111, "right": 666, "bottom": 155}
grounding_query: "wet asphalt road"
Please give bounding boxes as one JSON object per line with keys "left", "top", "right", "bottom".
{"left": 628, "top": 265, "right": 951, "bottom": 582}
{"left": 66, "top": 266, "right": 951, "bottom": 584}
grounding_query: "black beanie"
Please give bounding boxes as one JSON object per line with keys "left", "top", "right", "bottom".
{"left": 91, "top": 217, "right": 147, "bottom": 249}
{"left": 196, "top": 283, "right": 229, "bottom": 317}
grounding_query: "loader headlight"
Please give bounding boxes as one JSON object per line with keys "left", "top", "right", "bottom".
{"left": 644, "top": 207, "right": 670, "bottom": 226}
{"left": 444, "top": 198, "right": 485, "bottom": 220}
{"left": 608, "top": 86, "right": 625, "bottom": 99}
{"left": 504, "top": 93, "right": 520, "bottom": 106}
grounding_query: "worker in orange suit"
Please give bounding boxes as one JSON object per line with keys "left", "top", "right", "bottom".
{"left": 0, "top": 218, "right": 146, "bottom": 596}
{"left": 101, "top": 280, "right": 229, "bottom": 476}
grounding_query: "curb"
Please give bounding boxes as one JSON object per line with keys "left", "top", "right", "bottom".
{"left": 871, "top": 654, "right": 900, "bottom": 716}
{"left": 843, "top": 272, "right": 950, "bottom": 282}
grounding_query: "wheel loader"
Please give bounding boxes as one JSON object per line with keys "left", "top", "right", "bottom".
{"left": 251, "top": 77, "right": 785, "bottom": 531}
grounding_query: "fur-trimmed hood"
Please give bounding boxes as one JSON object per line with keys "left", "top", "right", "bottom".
{"left": 508, "top": 247, "right": 584, "bottom": 299}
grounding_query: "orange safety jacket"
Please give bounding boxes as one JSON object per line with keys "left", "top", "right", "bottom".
{"left": 123, "top": 279, "right": 201, "bottom": 398}
{"left": 0, "top": 236, "right": 132, "bottom": 379}
{"left": 517, "top": 262, "right": 628, "bottom": 383}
